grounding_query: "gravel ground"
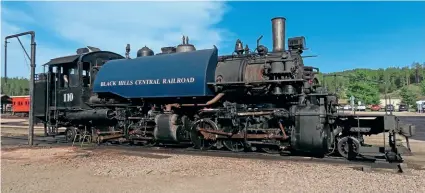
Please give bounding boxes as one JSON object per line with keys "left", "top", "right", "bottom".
{"left": 1, "top": 146, "right": 425, "bottom": 193}
{"left": 2, "top": 116, "right": 425, "bottom": 193}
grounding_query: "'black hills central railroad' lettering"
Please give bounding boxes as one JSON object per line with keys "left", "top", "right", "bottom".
{"left": 100, "top": 77, "right": 195, "bottom": 87}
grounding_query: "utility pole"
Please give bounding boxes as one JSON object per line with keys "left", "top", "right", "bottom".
{"left": 4, "top": 31, "right": 36, "bottom": 146}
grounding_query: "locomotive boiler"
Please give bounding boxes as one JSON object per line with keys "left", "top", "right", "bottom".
{"left": 33, "top": 17, "right": 415, "bottom": 162}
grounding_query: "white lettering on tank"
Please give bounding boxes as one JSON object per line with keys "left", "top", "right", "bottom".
{"left": 100, "top": 77, "right": 195, "bottom": 87}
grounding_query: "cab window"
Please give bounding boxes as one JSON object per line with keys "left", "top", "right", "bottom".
{"left": 82, "top": 62, "right": 91, "bottom": 87}
{"left": 68, "top": 65, "right": 79, "bottom": 87}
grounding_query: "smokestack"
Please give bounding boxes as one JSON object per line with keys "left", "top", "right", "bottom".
{"left": 271, "top": 17, "right": 286, "bottom": 52}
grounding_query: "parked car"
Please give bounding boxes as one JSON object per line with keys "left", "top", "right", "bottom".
{"left": 398, "top": 104, "right": 408, "bottom": 112}
{"left": 385, "top": 104, "right": 394, "bottom": 112}
{"left": 370, "top": 104, "right": 381, "bottom": 111}
{"left": 343, "top": 105, "right": 352, "bottom": 110}
{"left": 356, "top": 105, "right": 366, "bottom": 111}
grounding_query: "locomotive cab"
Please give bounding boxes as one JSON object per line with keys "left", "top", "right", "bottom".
{"left": 34, "top": 47, "right": 124, "bottom": 133}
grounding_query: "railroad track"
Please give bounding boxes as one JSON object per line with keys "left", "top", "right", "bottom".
{"left": 0, "top": 115, "right": 28, "bottom": 119}
{"left": 2, "top": 134, "right": 416, "bottom": 172}
{"left": 1, "top": 135, "right": 66, "bottom": 147}
{"left": 3, "top": 115, "right": 424, "bottom": 173}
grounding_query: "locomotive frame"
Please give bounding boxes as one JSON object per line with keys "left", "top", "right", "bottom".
{"left": 33, "top": 17, "right": 415, "bottom": 163}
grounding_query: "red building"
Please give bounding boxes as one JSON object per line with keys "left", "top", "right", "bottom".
{"left": 11, "top": 95, "right": 30, "bottom": 117}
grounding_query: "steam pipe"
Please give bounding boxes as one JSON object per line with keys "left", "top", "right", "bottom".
{"left": 164, "top": 93, "right": 225, "bottom": 111}
{"left": 271, "top": 17, "right": 286, "bottom": 52}
{"left": 180, "top": 93, "right": 225, "bottom": 107}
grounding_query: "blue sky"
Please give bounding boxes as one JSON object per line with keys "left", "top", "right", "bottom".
{"left": 1, "top": 1, "right": 424, "bottom": 78}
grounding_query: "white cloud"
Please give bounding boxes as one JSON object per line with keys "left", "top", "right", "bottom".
{"left": 1, "top": 1, "right": 232, "bottom": 78}
{"left": 29, "top": 1, "right": 232, "bottom": 56}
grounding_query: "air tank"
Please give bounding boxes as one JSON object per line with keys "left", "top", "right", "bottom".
{"left": 176, "top": 36, "right": 196, "bottom": 53}
{"left": 137, "top": 46, "right": 154, "bottom": 57}
{"left": 271, "top": 17, "right": 286, "bottom": 53}
{"left": 215, "top": 59, "right": 265, "bottom": 83}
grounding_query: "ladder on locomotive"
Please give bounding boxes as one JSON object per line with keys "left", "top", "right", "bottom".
{"left": 43, "top": 67, "right": 58, "bottom": 137}
{"left": 72, "top": 126, "right": 93, "bottom": 147}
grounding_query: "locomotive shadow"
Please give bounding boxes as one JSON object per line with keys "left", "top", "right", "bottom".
{"left": 2, "top": 133, "right": 417, "bottom": 173}
{"left": 83, "top": 141, "right": 415, "bottom": 173}
{"left": 96, "top": 139, "right": 410, "bottom": 165}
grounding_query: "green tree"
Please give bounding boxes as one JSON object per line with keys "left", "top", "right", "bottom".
{"left": 420, "top": 81, "right": 425, "bottom": 96}
{"left": 347, "top": 82, "right": 380, "bottom": 105}
{"left": 1, "top": 77, "right": 29, "bottom": 96}
{"left": 346, "top": 71, "right": 380, "bottom": 105}
{"left": 400, "top": 87, "right": 417, "bottom": 108}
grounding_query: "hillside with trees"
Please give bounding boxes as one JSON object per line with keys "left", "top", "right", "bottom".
{"left": 1, "top": 62, "right": 425, "bottom": 107}
{"left": 318, "top": 62, "right": 425, "bottom": 108}
{"left": 1, "top": 77, "right": 30, "bottom": 96}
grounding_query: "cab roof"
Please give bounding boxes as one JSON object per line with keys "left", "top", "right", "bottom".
{"left": 43, "top": 51, "right": 125, "bottom": 66}
{"left": 43, "top": 54, "right": 80, "bottom": 66}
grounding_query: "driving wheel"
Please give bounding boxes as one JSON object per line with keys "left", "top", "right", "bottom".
{"left": 65, "top": 127, "right": 78, "bottom": 142}
{"left": 337, "top": 136, "right": 360, "bottom": 160}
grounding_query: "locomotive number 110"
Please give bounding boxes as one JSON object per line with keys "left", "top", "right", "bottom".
{"left": 63, "top": 93, "right": 74, "bottom": 102}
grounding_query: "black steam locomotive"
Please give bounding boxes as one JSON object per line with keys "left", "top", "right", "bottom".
{"left": 33, "top": 17, "right": 414, "bottom": 162}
